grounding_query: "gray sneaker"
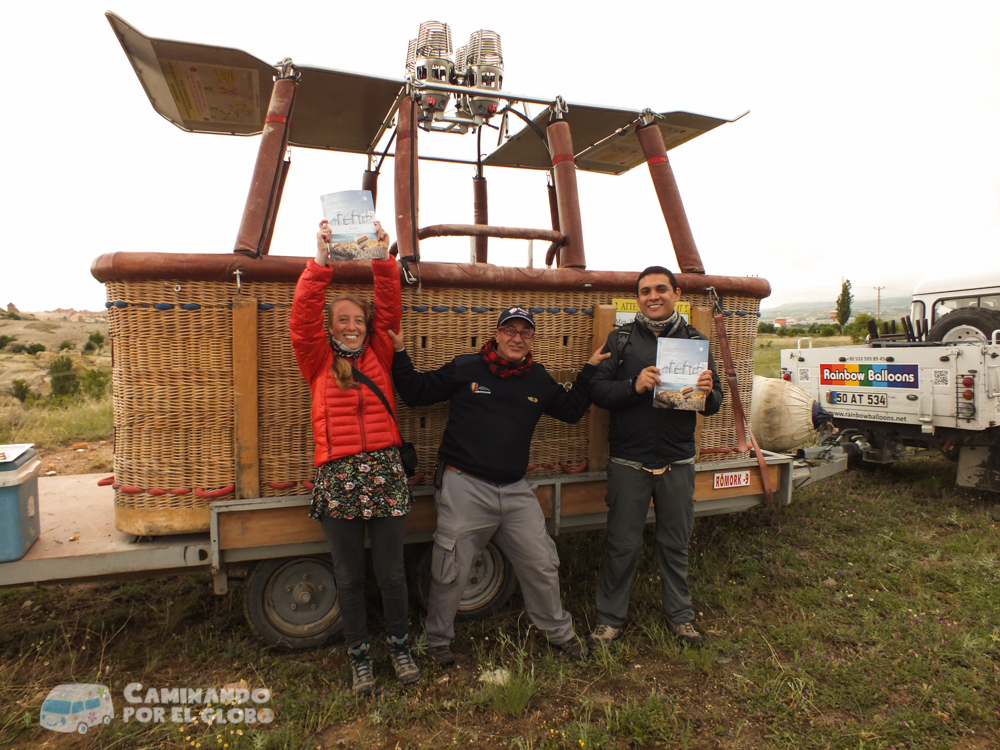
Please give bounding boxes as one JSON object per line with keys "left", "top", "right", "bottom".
{"left": 429, "top": 644, "right": 455, "bottom": 667}
{"left": 347, "top": 642, "right": 376, "bottom": 695}
{"left": 387, "top": 635, "right": 421, "bottom": 684}
{"left": 554, "top": 634, "right": 587, "bottom": 660}
{"left": 588, "top": 623, "right": 623, "bottom": 646}
{"left": 668, "top": 620, "right": 703, "bottom": 647}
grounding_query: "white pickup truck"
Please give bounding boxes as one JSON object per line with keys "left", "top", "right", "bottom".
{"left": 781, "top": 272, "right": 1000, "bottom": 492}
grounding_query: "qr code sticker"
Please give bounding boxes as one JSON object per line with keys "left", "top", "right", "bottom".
{"left": 933, "top": 369, "right": 949, "bottom": 386}
{"left": 798, "top": 368, "right": 810, "bottom": 382}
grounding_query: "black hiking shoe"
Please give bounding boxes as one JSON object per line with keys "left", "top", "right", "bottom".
{"left": 429, "top": 644, "right": 455, "bottom": 667}
{"left": 554, "top": 634, "right": 587, "bottom": 660}
{"left": 347, "top": 642, "right": 376, "bottom": 695}
{"left": 387, "top": 634, "right": 421, "bottom": 684}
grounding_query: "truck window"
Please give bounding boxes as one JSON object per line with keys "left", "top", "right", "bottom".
{"left": 933, "top": 296, "right": 979, "bottom": 322}
{"left": 85, "top": 698, "right": 101, "bottom": 710}
{"left": 981, "top": 294, "right": 1000, "bottom": 311}
{"left": 71, "top": 701, "right": 83, "bottom": 713}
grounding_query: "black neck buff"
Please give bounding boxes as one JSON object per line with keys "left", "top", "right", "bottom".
{"left": 480, "top": 338, "right": 533, "bottom": 378}
{"left": 329, "top": 335, "right": 366, "bottom": 360}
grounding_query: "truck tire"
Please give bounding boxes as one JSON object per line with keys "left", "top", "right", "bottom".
{"left": 928, "top": 308, "right": 1000, "bottom": 343}
{"left": 412, "top": 540, "right": 516, "bottom": 621}
{"left": 243, "top": 556, "right": 343, "bottom": 649}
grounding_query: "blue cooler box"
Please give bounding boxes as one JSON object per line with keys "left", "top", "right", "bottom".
{"left": 0, "top": 444, "right": 41, "bottom": 562}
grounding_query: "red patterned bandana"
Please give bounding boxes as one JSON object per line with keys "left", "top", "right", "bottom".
{"left": 480, "top": 338, "right": 533, "bottom": 378}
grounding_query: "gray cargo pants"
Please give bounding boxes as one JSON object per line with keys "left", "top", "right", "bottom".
{"left": 424, "top": 468, "right": 575, "bottom": 647}
{"left": 595, "top": 459, "right": 696, "bottom": 627}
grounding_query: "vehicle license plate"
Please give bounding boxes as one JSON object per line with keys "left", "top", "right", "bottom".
{"left": 829, "top": 391, "right": 888, "bottom": 408}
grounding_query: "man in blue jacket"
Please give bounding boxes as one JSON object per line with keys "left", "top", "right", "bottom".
{"left": 588, "top": 266, "right": 723, "bottom": 647}
{"left": 389, "top": 307, "right": 609, "bottom": 666}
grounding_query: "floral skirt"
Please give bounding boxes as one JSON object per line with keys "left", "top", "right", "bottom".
{"left": 309, "top": 446, "right": 412, "bottom": 521}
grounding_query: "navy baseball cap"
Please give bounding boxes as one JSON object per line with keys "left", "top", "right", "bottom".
{"left": 496, "top": 306, "right": 535, "bottom": 329}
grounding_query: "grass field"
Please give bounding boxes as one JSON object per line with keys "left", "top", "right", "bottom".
{"left": 1, "top": 344, "right": 998, "bottom": 749}
{"left": 753, "top": 335, "right": 853, "bottom": 379}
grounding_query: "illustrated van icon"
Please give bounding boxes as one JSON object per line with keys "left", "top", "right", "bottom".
{"left": 40, "top": 684, "right": 113, "bottom": 734}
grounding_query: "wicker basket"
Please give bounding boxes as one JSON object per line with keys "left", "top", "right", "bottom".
{"left": 105, "top": 276, "right": 758, "bottom": 534}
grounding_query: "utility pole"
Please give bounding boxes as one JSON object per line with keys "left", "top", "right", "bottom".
{"left": 874, "top": 286, "right": 885, "bottom": 322}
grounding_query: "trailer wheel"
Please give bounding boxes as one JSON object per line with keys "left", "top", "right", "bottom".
{"left": 928, "top": 308, "right": 1000, "bottom": 343}
{"left": 243, "top": 556, "right": 343, "bottom": 649}
{"left": 413, "top": 540, "right": 516, "bottom": 621}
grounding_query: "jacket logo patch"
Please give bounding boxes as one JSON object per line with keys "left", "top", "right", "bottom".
{"left": 527, "top": 396, "right": 538, "bottom": 402}
{"left": 471, "top": 382, "right": 492, "bottom": 395}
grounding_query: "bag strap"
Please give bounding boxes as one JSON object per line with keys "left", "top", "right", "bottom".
{"left": 350, "top": 365, "right": 399, "bottom": 428}
{"left": 708, "top": 290, "right": 773, "bottom": 504}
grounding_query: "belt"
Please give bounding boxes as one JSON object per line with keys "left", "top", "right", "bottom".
{"left": 444, "top": 464, "right": 502, "bottom": 487}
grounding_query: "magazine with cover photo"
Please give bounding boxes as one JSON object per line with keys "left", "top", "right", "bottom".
{"left": 652, "top": 338, "right": 709, "bottom": 411}
{"left": 318, "top": 190, "right": 384, "bottom": 261}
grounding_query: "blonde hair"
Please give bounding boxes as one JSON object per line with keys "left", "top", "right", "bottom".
{"left": 326, "top": 294, "right": 373, "bottom": 390}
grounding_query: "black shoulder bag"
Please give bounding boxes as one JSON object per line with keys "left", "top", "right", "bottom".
{"left": 349, "top": 366, "right": 419, "bottom": 477}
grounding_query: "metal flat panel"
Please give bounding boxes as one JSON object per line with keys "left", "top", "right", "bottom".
{"left": 484, "top": 106, "right": 733, "bottom": 175}
{"left": 107, "top": 12, "right": 274, "bottom": 136}
{"left": 575, "top": 111, "right": 732, "bottom": 175}
{"left": 107, "top": 13, "right": 404, "bottom": 153}
{"left": 288, "top": 66, "right": 404, "bottom": 153}
{"left": 483, "top": 103, "right": 640, "bottom": 172}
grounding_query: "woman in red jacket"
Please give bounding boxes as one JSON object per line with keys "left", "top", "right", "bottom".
{"left": 290, "top": 220, "right": 418, "bottom": 695}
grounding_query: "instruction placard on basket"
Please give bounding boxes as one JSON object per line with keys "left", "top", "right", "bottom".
{"left": 318, "top": 190, "right": 383, "bottom": 261}
{"left": 653, "top": 338, "right": 708, "bottom": 411}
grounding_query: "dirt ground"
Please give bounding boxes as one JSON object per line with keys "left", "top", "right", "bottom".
{"left": 36, "top": 441, "right": 114, "bottom": 477}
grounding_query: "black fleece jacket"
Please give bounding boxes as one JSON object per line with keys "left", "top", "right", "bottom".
{"left": 590, "top": 320, "right": 723, "bottom": 465}
{"left": 392, "top": 350, "right": 597, "bottom": 485}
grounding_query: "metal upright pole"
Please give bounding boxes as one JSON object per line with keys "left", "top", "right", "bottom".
{"left": 636, "top": 122, "right": 705, "bottom": 274}
{"left": 234, "top": 67, "right": 298, "bottom": 256}
{"left": 394, "top": 97, "right": 420, "bottom": 261}
{"left": 546, "top": 120, "right": 585, "bottom": 269}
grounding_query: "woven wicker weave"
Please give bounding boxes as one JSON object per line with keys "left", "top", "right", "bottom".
{"left": 105, "top": 276, "right": 758, "bottom": 533}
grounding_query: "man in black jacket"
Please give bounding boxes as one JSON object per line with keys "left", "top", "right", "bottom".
{"left": 389, "top": 307, "right": 609, "bottom": 666}
{"left": 588, "top": 267, "right": 723, "bottom": 647}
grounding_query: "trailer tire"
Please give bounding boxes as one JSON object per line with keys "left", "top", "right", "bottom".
{"left": 413, "top": 540, "right": 516, "bottom": 621}
{"left": 928, "top": 308, "right": 1000, "bottom": 343}
{"left": 243, "top": 556, "right": 343, "bottom": 649}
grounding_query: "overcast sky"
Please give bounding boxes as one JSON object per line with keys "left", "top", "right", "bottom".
{"left": 3, "top": 1, "right": 999, "bottom": 313}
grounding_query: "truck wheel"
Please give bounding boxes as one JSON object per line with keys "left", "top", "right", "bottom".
{"left": 243, "top": 556, "right": 343, "bottom": 649}
{"left": 928, "top": 308, "right": 1000, "bottom": 343}
{"left": 413, "top": 540, "right": 516, "bottom": 621}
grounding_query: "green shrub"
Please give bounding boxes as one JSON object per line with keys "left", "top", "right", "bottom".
{"left": 58, "top": 340, "right": 74, "bottom": 351}
{"left": 9, "top": 343, "right": 25, "bottom": 353}
{"left": 88, "top": 331, "right": 105, "bottom": 350}
{"left": 0, "top": 335, "right": 16, "bottom": 349}
{"left": 757, "top": 322, "right": 776, "bottom": 334}
{"left": 49, "top": 356, "right": 78, "bottom": 397}
{"left": 26, "top": 343, "right": 45, "bottom": 354}
{"left": 81, "top": 369, "right": 111, "bottom": 399}
{"left": 11, "top": 380, "right": 35, "bottom": 403}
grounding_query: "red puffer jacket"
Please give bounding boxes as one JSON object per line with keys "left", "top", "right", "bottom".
{"left": 290, "top": 258, "right": 402, "bottom": 467}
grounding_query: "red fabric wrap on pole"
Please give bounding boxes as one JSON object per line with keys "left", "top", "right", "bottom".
{"left": 546, "top": 121, "right": 586, "bottom": 268}
{"left": 636, "top": 124, "right": 706, "bottom": 275}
